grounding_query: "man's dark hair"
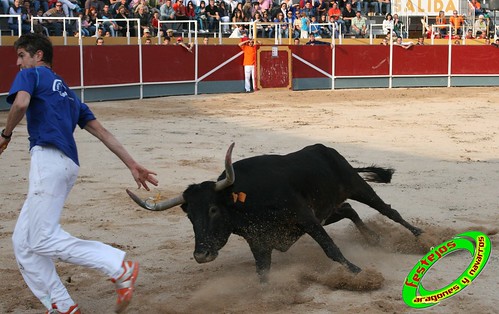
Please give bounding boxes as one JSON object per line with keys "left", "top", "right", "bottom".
{"left": 14, "top": 33, "right": 53, "bottom": 66}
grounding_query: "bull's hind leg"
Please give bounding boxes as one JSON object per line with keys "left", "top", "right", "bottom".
{"left": 323, "top": 203, "right": 380, "bottom": 244}
{"left": 351, "top": 188, "right": 422, "bottom": 236}
{"left": 301, "top": 222, "right": 362, "bottom": 273}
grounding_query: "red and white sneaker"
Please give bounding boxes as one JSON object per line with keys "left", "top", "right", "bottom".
{"left": 46, "top": 303, "right": 81, "bottom": 314}
{"left": 112, "top": 261, "right": 139, "bottom": 313}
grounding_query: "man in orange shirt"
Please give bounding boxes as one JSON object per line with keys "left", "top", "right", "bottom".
{"left": 450, "top": 10, "right": 464, "bottom": 35}
{"left": 238, "top": 36, "right": 261, "bottom": 93}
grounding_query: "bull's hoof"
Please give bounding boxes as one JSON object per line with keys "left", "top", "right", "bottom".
{"left": 362, "top": 229, "right": 381, "bottom": 245}
{"left": 347, "top": 262, "right": 362, "bottom": 274}
{"left": 412, "top": 227, "right": 423, "bottom": 237}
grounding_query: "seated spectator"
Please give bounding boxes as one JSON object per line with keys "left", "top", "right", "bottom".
{"left": 42, "top": 1, "right": 69, "bottom": 36}
{"left": 341, "top": 3, "right": 356, "bottom": 34}
{"left": 309, "top": 15, "right": 321, "bottom": 38}
{"left": 114, "top": 5, "right": 130, "bottom": 36}
{"left": 174, "top": 0, "right": 188, "bottom": 31}
{"left": 159, "top": 0, "right": 175, "bottom": 31}
{"left": 196, "top": 0, "right": 208, "bottom": 32}
{"left": 205, "top": 0, "right": 219, "bottom": 32}
{"left": 33, "top": 8, "right": 49, "bottom": 35}
{"left": 8, "top": 0, "right": 31, "bottom": 35}
{"left": 135, "top": 4, "right": 151, "bottom": 36}
{"left": 465, "top": 28, "right": 475, "bottom": 39}
{"left": 474, "top": 14, "right": 487, "bottom": 38}
{"left": 351, "top": 10, "right": 367, "bottom": 38}
{"left": 100, "top": 4, "right": 118, "bottom": 37}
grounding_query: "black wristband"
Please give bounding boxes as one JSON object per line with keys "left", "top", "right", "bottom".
{"left": 1, "top": 129, "right": 12, "bottom": 140}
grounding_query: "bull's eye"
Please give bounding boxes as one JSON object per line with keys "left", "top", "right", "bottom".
{"left": 208, "top": 206, "right": 219, "bottom": 218}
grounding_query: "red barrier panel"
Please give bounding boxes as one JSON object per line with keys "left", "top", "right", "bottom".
{"left": 142, "top": 45, "right": 195, "bottom": 82}
{"left": 53, "top": 46, "right": 81, "bottom": 87}
{"left": 197, "top": 45, "right": 243, "bottom": 81}
{"left": 334, "top": 46, "right": 389, "bottom": 76}
{"left": 259, "top": 49, "right": 290, "bottom": 88}
{"left": 83, "top": 45, "right": 140, "bottom": 86}
{"left": 392, "top": 45, "right": 448, "bottom": 75}
{"left": 0, "top": 47, "right": 18, "bottom": 94}
{"left": 292, "top": 45, "right": 333, "bottom": 78}
{"left": 451, "top": 46, "right": 499, "bottom": 74}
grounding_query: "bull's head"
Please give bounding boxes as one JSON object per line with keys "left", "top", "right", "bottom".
{"left": 126, "top": 143, "right": 236, "bottom": 264}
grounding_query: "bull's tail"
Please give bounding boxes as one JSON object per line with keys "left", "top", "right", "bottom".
{"left": 356, "top": 166, "right": 394, "bottom": 183}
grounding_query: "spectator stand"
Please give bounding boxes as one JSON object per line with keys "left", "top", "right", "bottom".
{"left": 0, "top": 14, "right": 19, "bottom": 45}
{"left": 31, "top": 16, "right": 81, "bottom": 46}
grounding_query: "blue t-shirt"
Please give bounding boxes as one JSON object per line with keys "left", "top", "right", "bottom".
{"left": 7, "top": 66, "right": 95, "bottom": 166}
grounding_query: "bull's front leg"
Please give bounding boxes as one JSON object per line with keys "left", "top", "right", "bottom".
{"left": 248, "top": 242, "right": 272, "bottom": 283}
{"left": 302, "top": 222, "right": 362, "bottom": 273}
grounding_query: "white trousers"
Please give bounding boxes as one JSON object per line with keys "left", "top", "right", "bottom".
{"left": 12, "top": 146, "right": 125, "bottom": 310}
{"left": 244, "top": 65, "right": 255, "bottom": 92}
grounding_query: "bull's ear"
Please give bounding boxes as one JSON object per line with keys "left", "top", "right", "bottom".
{"left": 180, "top": 203, "right": 188, "bottom": 213}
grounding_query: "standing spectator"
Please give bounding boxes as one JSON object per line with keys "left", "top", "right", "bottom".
{"left": 382, "top": 13, "right": 393, "bottom": 36}
{"left": 416, "top": 36, "right": 425, "bottom": 45}
{"left": 351, "top": 10, "right": 366, "bottom": 38}
{"left": 2, "top": 32, "right": 157, "bottom": 314}
{"left": 205, "top": 0, "right": 219, "bottom": 32}
{"left": 392, "top": 13, "right": 405, "bottom": 37}
{"left": 238, "top": 36, "right": 260, "bottom": 92}
{"left": 435, "top": 10, "right": 447, "bottom": 38}
{"left": 268, "top": 10, "right": 285, "bottom": 38}
{"left": 96, "top": 35, "right": 105, "bottom": 44}
{"left": 299, "top": 11, "right": 309, "bottom": 38}
{"left": 341, "top": 3, "right": 355, "bottom": 33}
{"left": 186, "top": 1, "right": 196, "bottom": 25}
{"left": 319, "top": 14, "right": 331, "bottom": 38}
{"left": 450, "top": 10, "right": 464, "bottom": 36}
{"left": 203, "top": 35, "right": 209, "bottom": 44}
{"left": 305, "top": 32, "right": 329, "bottom": 44}
{"left": 474, "top": 14, "right": 487, "bottom": 38}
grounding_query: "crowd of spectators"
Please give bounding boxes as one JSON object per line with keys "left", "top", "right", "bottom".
{"left": 2, "top": 0, "right": 497, "bottom": 41}
{"left": 2, "top": 0, "right": 397, "bottom": 38}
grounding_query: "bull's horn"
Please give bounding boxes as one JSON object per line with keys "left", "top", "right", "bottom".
{"left": 215, "top": 143, "right": 236, "bottom": 191}
{"left": 126, "top": 189, "right": 185, "bottom": 211}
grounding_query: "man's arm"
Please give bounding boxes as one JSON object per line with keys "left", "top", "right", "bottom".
{"left": 0, "top": 91, "right": 30, "bottom": 155}
{"left": 83, "top": 119, "right": 158, "bottom": 190}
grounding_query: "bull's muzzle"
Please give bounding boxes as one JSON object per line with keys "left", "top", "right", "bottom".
{"left": 193, "top": 250, "right": 218, "bottom": 263}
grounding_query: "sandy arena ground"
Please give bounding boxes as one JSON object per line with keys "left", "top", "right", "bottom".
{"left": 1, "top": 87, "right": 498, "bottom": 313}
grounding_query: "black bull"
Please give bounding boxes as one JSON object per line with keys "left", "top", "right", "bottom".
{"left": 127, "top": 143, "right": 422, "bottom": 281}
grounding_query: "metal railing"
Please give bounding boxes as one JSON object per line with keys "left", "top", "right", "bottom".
{"left": 0, "top": 14, "right": 20, "bottom": 45}
{"left": 95, "top": 18, "right": 140, "bottom": 45}
{"left": 31, "top": 16, "right": 81, "bottom": 45}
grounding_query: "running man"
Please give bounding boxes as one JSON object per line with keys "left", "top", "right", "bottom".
{"left": 0, "top": 33, "right": 158, "bottom": 314}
